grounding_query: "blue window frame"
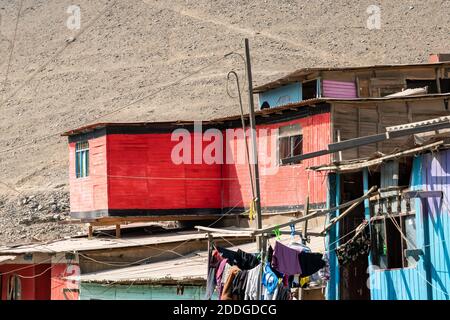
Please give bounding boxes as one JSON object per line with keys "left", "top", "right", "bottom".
{"left": 75, "top": 141, "right": 89, "bottom": 178}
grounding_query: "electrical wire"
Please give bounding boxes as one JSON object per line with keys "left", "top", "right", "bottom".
{"left": 0, "top": 0, "right": 118, "bottom": 108}
{"left": 0, "top": 49, "right": 239, "bottom": 157}
{"left": 0, "top": 256, "right": 53, "bottom": 276}
{"left": 1, "top": 0, "right": 24, "bottom": 95}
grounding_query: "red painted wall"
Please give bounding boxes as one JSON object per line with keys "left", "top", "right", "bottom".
{"left": 0, "top": 264, "right": 50, "bottom": 300}
{"left": 223, "top": 113, "right": 331, "bottom": 209}
{"left": 0, "top": 263, "right": 79, "bottom": 300}
{"left": 106, "top": 133, "right": 222, "bottom": 210}
{"left": 69, "top": 136, "right": 108, "bottom": 213}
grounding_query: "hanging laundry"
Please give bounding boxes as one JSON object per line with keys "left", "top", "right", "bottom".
{"left": 289, "top": 242, "right": 311, "bottom": 253}
{"left": 204, "top": 248, "right": 223, "bottom": 300}
{"left": 232, "top": 269, "right": 249, "bottom": 300}
{"left": 262, "top": 263, "right": 279, "bottom": 300}
{"left": 272, "top": 281, "right": 290, "bottom": 300}
{"left": 267, "top": 246, "right": 283, "bottom": 278}
{"left": 217, "top": 246, "right": 259, "bottom": 270}
{"left": 204, "top": 268, "right": 216, "bottom": 300}
{"left": 221, "top": 266, "right": 240, "bottom": 300}
{"left": 336, "top": 220, "right": 371, "bottom": 266}
{"left": 298, "top": 252, "right": 326, "bottom": 277}
{"left": 244, "top": 264, "right": 262, "bottom": 300}
{"left": 220, "top": 263, "right": 232, "bottom": 291}
{"left": 319, "top": 253, "right": 330, "bottom": 281}
{"left": 271, "top": 241, "right": 302, "bottom": 276}
{"left": 215, "top": 258, "right": 229, "bottom": 297}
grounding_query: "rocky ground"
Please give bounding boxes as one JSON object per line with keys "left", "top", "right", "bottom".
{"left": 0, "top": 189, "right": 84, "bottom": 244}
{"left": 0, "top": 0, "right": 449, "bottom": 244}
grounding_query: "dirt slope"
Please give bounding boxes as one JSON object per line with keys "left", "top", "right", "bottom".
{"left": 0, "top": 0, "right": 449, "bottom": 243}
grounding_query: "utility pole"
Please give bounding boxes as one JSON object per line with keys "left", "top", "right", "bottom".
{"left": 245, "top": 38, "right": 263, "bottom": 248}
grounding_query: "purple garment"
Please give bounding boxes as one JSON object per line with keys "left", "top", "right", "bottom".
{"left": 216, "top": 258, "right": 228, "bottom": 297}
{"left": 271, "top": 241, "right": 302, "bottom": 276}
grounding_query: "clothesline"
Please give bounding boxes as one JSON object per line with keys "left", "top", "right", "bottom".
{"left": 195, "top": 185, "right": 378, "bottom": 237}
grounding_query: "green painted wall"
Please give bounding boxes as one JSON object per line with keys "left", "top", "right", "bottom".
{"left": 80, "top": 283, "right": 216, "bottom": 300}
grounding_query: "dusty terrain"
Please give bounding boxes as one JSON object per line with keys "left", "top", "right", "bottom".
{"left": 0, "top": 0, "right": 449, "bottom": 243}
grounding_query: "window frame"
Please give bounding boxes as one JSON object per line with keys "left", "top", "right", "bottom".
{"left": 370, "top": 211, "right": 417, "bottom": 270}
{"left": 278, "top": 124, "right": 303, "bottom": 166}
{"left": 75, "top": 141, "right": 89, "bottom": 179}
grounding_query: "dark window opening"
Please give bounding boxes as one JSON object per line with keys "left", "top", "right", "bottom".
{"left": 371, "top": 212, "right": 417, "bottom": 270}
{"left": 398, "top": 158, "right": 413, "bottom": 187}
{"left": 302, "top": 80, "right": 318, "bottom": 100}
{"left": 279, "top": 124, "right": 303, "bottom": 165}
{"left": 75, "top": 141, "right": 89, "bottom": 178}
{"left": 406, "top": 79, "right": 437, "bottom": 93}
{"left": 441, "top": 79, "right": 450, "bottom": 93}
{"left": 7, "top": 275, "right": 21, "bottom": 300}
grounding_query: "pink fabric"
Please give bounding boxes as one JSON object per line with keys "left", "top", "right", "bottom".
{"left": 216, "top": 259, "right": 228, "bottom": 297}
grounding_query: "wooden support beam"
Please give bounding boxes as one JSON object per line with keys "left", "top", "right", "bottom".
{"left": 310, "top": 140, "right": 444, "bottom": 172}
{"left": 321, "top": 197, "right": 364, "bottom": 235}
{"left": 115, "top": 224, "right": 121, "bottom": 239}
{"left": 303, "top": 196, "right": 310, "bottom": 243}
{"left": 436, "top": 67, "right": 442, "bottom": 93}
{"left": 88, "top": 224, "right": 93, "bottom": 240}
{"left": 195, "top": 226, "right": 255, "bottom": 236}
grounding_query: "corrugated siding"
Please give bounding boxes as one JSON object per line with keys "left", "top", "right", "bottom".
{"left": 422, "top": 151, "right": 450, "bottom": 300}
{"left": 258, "top": 82, "right": 302, "bottom": 108}
{"left": 107, "top": 134, "right": 222, "bottom": 210}
{"left": 80, "top": 283, "right": 211, "bottom": 300}
{"left": 370, "top": 152, "right": 450, "bottom": 300}
{"left": 322, "top": 80, "right": 357, "bottom": 98}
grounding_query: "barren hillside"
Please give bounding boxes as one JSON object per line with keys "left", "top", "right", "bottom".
{"left": 0, "top": 0, "right": 449, "bottom": 243}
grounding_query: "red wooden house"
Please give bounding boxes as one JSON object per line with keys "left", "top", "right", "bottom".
{"left": 62, "top": 104, "right": 331, "bottom": 221}
{"left": 63, "top": 61, "right": 450, "bottom": 223}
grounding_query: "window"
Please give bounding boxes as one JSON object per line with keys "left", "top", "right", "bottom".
{"left": 278, "top": 124, "right": 303, "bottom": 165}
{"left": 371, "top": 212, "right": 417, "bottom": 269}
{"left": 302, "top": 79, "right": 319, "bottom": 100}
{"left": 7, "top": 275, "right": 21, "bottom": 300}
{"left": 75, "top": 141, "right": 89, "bottom": 178}
{"left": 406, "top": 79, "right": 437, "bottom": 93}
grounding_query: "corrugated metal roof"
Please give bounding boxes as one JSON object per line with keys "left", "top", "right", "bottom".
{"left": 0, "top": 231, "right": 253, "bottom": 255}
{"left": 386, "top": 115, "right": 450, "bottom": 132}
{"left": 253, "top": 61, "right": 450, "bottom": 93}
{"left": 0, "top": 255, "right": 16, "bottom": 263}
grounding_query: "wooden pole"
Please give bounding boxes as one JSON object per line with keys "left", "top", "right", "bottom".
{"left": 88, "top": 224, "right": 93, "bottom": 240}
{"left": 303, "top": 196, "right": 310, "bottom": 244}
{"left": 206, "top": 233, "right": 213, "bottom": 300}
{"left": 245, "top": 38, "right": 263, "bottom": 251}
{"left": 115, "top": 224, "right": 121, "bottom": 239}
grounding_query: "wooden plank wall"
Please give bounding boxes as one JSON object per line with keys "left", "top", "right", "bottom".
{"left": 107, "top": 134, "right": 222, "bottom": 211}
{"left": 69, "top": 136, "right": 109, "bottom": 213}
{"left": 332, "top": 99, "right": 450, "bottom": 160}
